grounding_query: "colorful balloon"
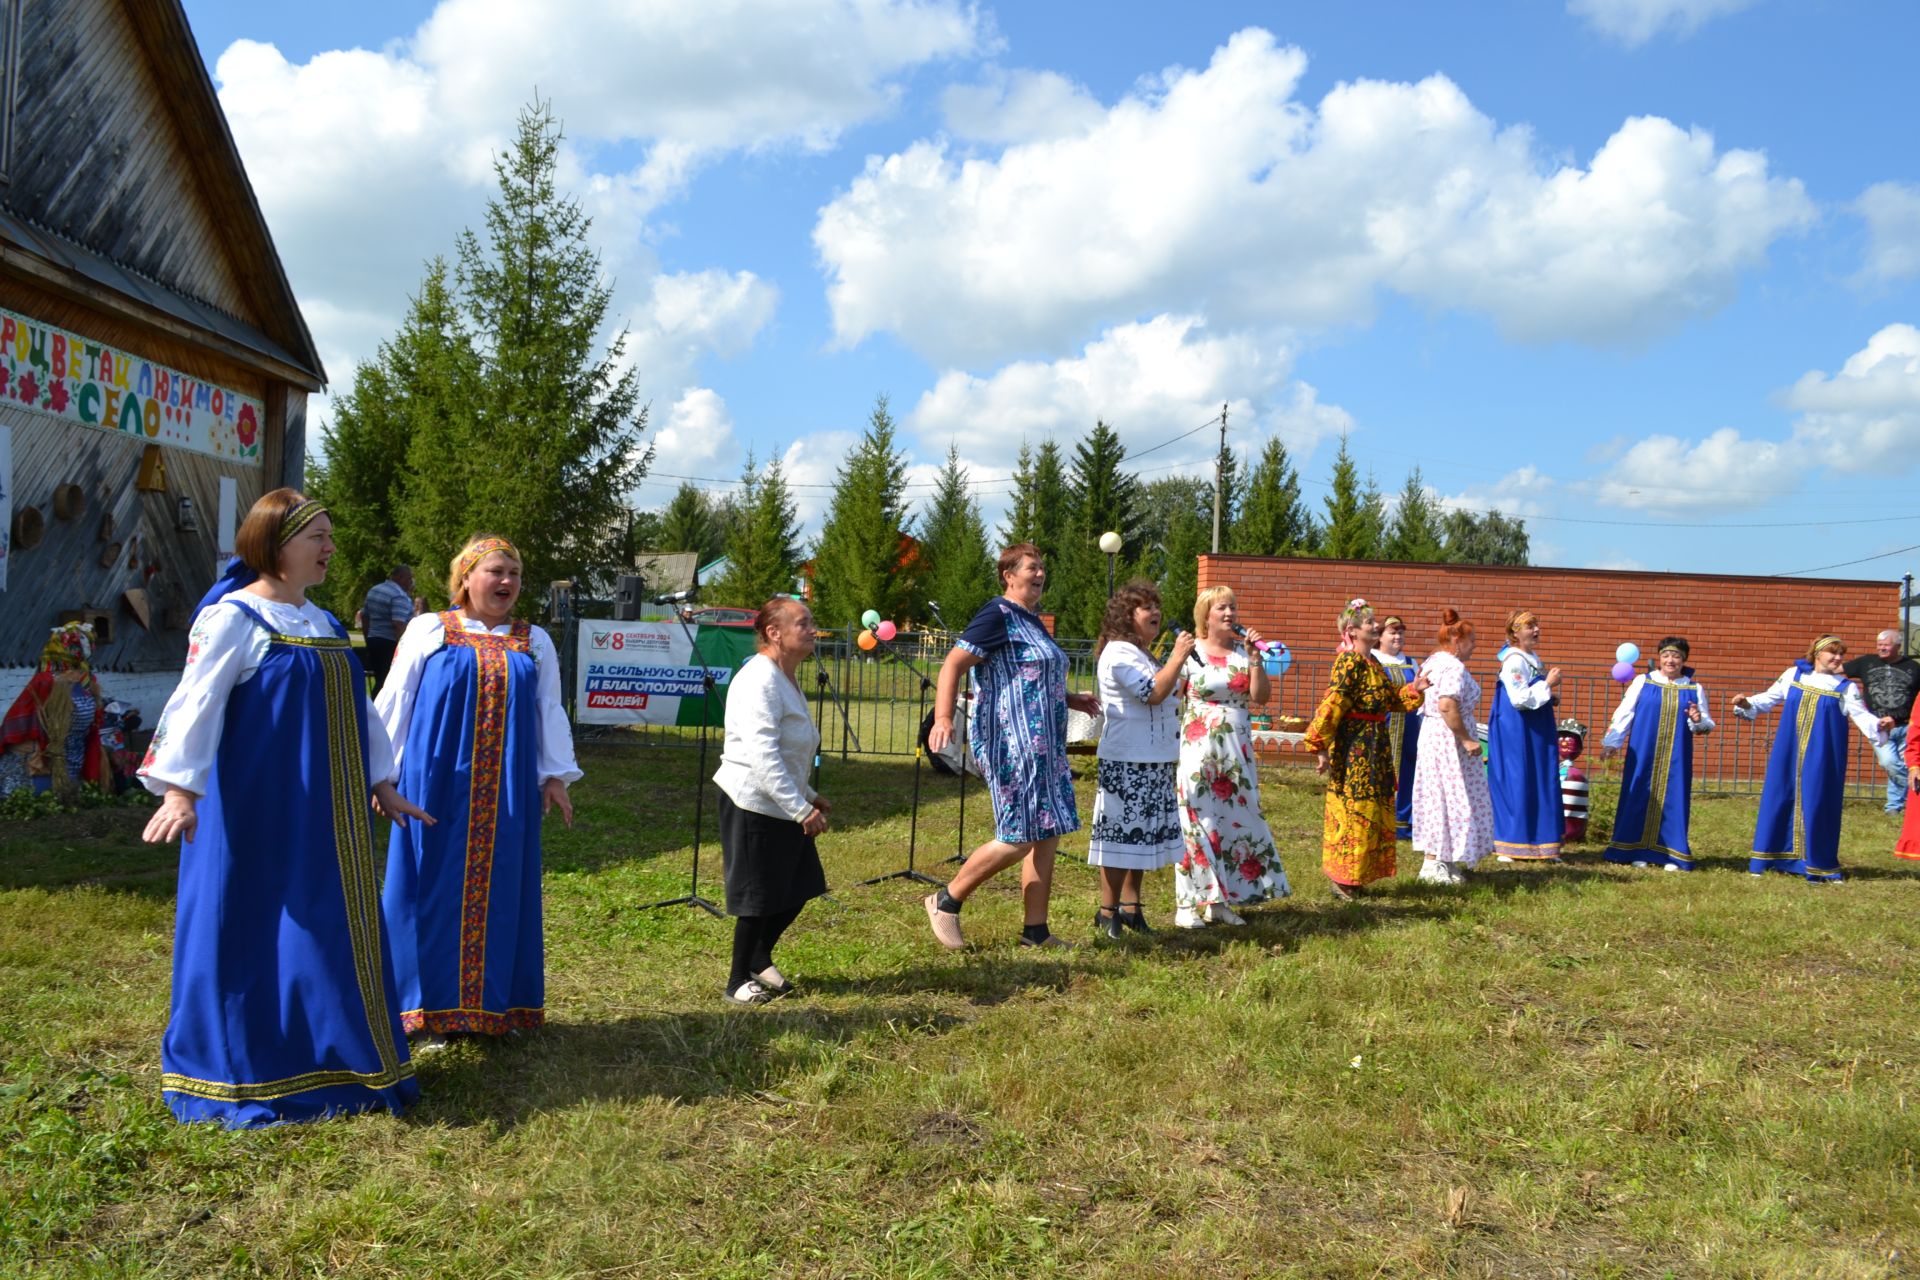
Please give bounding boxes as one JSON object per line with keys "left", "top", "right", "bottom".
{"left": 875, "top": 620, "right": 897, "bottom": 642}
{"left": 857, "top": 629, "right": 877, "bottom": 651}
{"left": 1610, "top": 660, "right": 1635, "bottom": 682}
{"left": 1615, "top": 642, "right": 1640, "bottom": 664}
{"left": 861, "top": 609, "right": 882, "bottom": 629}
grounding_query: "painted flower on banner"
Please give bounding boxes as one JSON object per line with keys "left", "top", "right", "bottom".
{"left": 47, "top": 381, "right": 68, "bottom": 414}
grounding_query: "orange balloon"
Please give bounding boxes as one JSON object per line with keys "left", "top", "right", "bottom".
{"left": 857, "top": 629, "right": 877, "bottom": 650}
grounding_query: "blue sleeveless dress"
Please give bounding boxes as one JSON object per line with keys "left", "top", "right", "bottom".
{"left": 1750, "top": 662, "right": 1852, "bottom": 882}
{"left": 382, "top": 614, "right": 545, "bottom": 1035}
{"left": 163, "top": 601, "right": 417, "bottom": 1127}
{"left": 1603, "top": 676, "right": 1703, "bottom": 870}
{"left": 1488, "top": 652, "right": 1562, "bottom": 859}
{"left": 1378, "top": 652, "right": 1421, "bottom": 839}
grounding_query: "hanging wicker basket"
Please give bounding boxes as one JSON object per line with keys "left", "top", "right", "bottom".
{"left": 11, "top": 505, "right": 45, "bottom": 550}
{"left": 52, "top": 483, "right": 85, "bottom": 519}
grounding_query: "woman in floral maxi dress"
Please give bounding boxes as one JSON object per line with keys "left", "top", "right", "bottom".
{"left": 1409, "top": 609, "right": 1494, "bottom": 884}
{"left": 1304, "top": 601, "right": 1427, "bottom": 899}
{"left": 1173, "top": 586, "right": 1290, "bottom": 928}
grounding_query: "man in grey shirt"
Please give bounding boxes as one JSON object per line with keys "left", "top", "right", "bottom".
{"left": 361, "top": 564, "right": 415, "bottom": 696}
{"left": 1845, "top": 629, "right": 1920, "bottom": 813}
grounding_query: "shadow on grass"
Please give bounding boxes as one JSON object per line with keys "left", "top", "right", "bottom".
{"left": 0, "top": 806, "right": 179, "bottom": 898}
{"left": 406, "top": 997, "right": 972, "bottom": 1128}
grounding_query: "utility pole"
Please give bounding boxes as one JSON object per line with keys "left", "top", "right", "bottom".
{"left": 1211, "top": 402, "right": 1227, "bottom": 554}
{"left": 1905, "top": 572, "right": 1913, "bottom": 657}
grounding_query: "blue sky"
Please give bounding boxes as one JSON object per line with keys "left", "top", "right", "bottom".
{"left": 181, "top": 0, "right": 1920, "bottom": 581}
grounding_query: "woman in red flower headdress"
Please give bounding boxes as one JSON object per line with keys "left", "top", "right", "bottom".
{"left": 1304, "top": 600, "right": 1429, "bottom": 899}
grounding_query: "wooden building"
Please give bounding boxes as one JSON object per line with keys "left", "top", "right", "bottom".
{"left": 0, "top": 0, "right": 323, "bottom": 712}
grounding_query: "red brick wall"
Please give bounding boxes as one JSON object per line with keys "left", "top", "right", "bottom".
{"left": 1201, "top": 556, "right": 1902, "bottom": 788}
{"left": 1199, "top": 555, "right": 1898, "bottom": 691}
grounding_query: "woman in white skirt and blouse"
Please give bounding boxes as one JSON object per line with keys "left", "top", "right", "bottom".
{"left": 1088, "top": 581, "right": 1194, "bottom": 939}
{"left": 713, "top": 598, "right": 832, "bottom": 1004}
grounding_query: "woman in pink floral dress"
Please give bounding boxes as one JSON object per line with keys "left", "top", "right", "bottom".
{"left": 1173, "top": 586, "right": 1290, "bottom": 928}
{"left": 1410, "top": 608, "right": 1495, "bottom": 884}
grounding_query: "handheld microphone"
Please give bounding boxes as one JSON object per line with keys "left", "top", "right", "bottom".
{"left": 654, "top": 589, "right": 697, "bottom": 605}
{"left": 1230, "top": 622, "right": 1278, "bottom": 653}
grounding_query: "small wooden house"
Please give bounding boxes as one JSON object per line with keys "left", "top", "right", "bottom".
{"left": 0, "top": 0, "right": 323, "bottom": 711}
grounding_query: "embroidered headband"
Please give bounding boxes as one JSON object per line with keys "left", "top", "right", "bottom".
{"left": 1657, "top": 641, "right": 1688, "bottom": 657}
{"left": 1506, "top": 609, "right": 1539, "bottom": 637}
{"left": 1807, "top": 634, "right": 1844, "bottom": 659}
{"left": 1380, "top": 614, "right": 1405, "bottom": 630}
{"left": 457, "top": 537, "right": 520, "bottom": 582}
{"left": 277, "top": 499, "right": 327, "bottom": 545}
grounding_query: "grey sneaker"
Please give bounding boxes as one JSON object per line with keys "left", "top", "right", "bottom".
{"left": 925, "top": 893, "right": 966, "bottom": 950}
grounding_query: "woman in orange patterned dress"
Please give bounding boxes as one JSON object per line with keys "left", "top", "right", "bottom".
{"left": 1304, "top": 600, "right": 1427, "bottom": 899}
{"left": 375, "top": 535, "right": 580, "bottom": 1043}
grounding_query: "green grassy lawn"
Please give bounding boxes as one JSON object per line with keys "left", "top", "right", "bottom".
{"left": 3, "top": 746, "right": 1917, "bottom": 1278}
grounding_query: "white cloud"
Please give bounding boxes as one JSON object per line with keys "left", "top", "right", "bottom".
{"left": 1437, "top": 466, "right": 1555, "bottom": 519}
{"left": 1594, "top": 427, "right": 1798, "bottom": 511}
{"left": 942, "top": 69, "right": 1105, "bottom": 144}
{"left": 1567, "top": 0, "right": 1759, "bottom": 46}
{"left": 776, "top": 432, "right": 862, "bottom": 533}
{"left": 1586, "top": 553, "right": 1648, "bottom": 571}
{"left": 1782, "top": 323, "right": 1920, "bottom": 471}
{"left": 625, "top": 269, "right": 781, "bottom": 399}
{"left": 651, "top": 387, "right": 739, "bottom": 475}
{"left": 1855, "top": 182, "right": 1920, "bottom": 285}
{"left": 904, "top": 313, "right": 1295, "bottom": 470}
{"left": 214, "top": 0, "right": 985, "bottom": 422}
{"left": 815, "top": 28, "right": 1812, "bottom": 367}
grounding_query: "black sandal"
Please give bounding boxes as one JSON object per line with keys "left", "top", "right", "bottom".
{"left": 1093, "top": 905, "right": 1124, "bottom": 941}
{"left": 1116, "top": 901, "right": 1153, "bottom": 933}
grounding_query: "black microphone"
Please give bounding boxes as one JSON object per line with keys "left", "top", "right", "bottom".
{"left": 654, "top": 589, "right": 697, "bottom": 605}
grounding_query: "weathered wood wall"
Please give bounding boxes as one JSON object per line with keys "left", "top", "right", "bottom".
{"left": 9, "top": 0, "right": 258, "bottom": 326}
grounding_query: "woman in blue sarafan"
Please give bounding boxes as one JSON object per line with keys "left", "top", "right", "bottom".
{"left": 1601, "top": 637, "right": 1715, "bottom": 871}
{"left": 139, "top": 489, "right": 433, "bottom": 1127}
{"left": 1489, "top": 609, "right": 1565, "bottom": 862}
{"left": 374, "top": 534, "right": 579, "bottom": 1041}
{"left": 1732, "top": 635, "right": 1891, "bottom": 882}
{"left": 1372, "top": 613, "right": 1422, "bottom": 840}
{"left": 923, "top": 542, "right": 1101, "bottom": 950}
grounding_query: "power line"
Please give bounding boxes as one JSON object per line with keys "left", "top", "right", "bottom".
{"left": 1776, "top": 543, "right": 1920, "bottom": 576}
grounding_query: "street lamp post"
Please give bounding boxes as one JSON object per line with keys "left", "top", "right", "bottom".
{"left": 1098, "top": 530, "right": 1122, "bottom": 596}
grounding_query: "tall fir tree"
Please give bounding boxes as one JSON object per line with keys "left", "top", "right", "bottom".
{"left": 1159, "top": 506, "right": 1212, "bottom": 631}
{"left": 1057, "top": 420, "right": 1146, "bottom": 635}
{"left": 712, "top": 453, "right": 802, "bottom": 607}
{"left": 809, "top": 395, "right": 915, "bottom": 627}
{"left": 1208, "top": 443, "right": 1244, "bottom": 554}
{"left": 403, "top": 98, "right": 652, "bottom": 604}
{"left": 1230, "top": 436, "right": 1316, "bottom": 556}
{"left": 1321, "top": 435, "right": 1383, "bottom": 561}
{"left": 655, "top": 482, "right": 726, "bottom": 563}
{"left": 915, "top": 445, "right": 997, "bottom": 628}
{"left": 1000, "top": 437, "right": 1071, "bottom": 567}
{"left": 1385, "top": 467, "right": 1446, "bottom": 562}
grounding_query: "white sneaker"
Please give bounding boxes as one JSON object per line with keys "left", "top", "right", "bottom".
{"left": 1663, "top": 863, "right": 1681, "bottom": 873}
{"left": 1630, "top": 860, "right": 1649, "bottom": 869}
{"left": 1417, "top": 859, "right": 1450, "bottom": 884}
{"left": 1174, "top": 906, "right": 1209, "bottom": 929}
{"left": 1496, "top": 855, "right": 1515, "bottom": 863}
{"left": 1206, "top": 902, "right": 1247, "bottom": 926}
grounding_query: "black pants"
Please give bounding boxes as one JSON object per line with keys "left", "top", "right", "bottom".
{"left": 363, "top": 636, "right": 398, "bottom": 696}
{"left": 728, "top": 907, "right": 803, "bottom": 990}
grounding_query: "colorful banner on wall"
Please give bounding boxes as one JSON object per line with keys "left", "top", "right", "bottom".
{"left": 575, "top": 620, "right": 757, "bottom": 726}
{"left": 0, "top": 305, "right": 265, "bottom": 465}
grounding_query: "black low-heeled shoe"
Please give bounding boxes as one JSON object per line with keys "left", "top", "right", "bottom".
{"left": 1093, "top": 907, "right": 1125, "bottom": 941}
{"left": 1116, "top": 901, "right": 1154, "bottom": 933}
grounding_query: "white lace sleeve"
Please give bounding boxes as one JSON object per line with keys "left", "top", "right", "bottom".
{"left": 1602, "top": 676, "right": 1644, "bottom": 749}
{"left": 1736, "top": 668, "right": 1795, "bottom": 718}
{"left": 1499, "top": 653, "right": 1553, "bottom": 710}
{"left": 1688, "top": 683, "right": 1716, "bottom": 734}
{"left": 372, "top": 613, "right": 445, "bottom": 777}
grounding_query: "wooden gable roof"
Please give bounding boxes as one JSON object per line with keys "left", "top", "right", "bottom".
{"left": 0, "top": 0, "right": 325, "bottom": 390}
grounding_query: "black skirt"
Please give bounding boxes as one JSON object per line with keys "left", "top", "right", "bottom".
{"left": 717, "top": 790, "right": 829, "bottom": 917}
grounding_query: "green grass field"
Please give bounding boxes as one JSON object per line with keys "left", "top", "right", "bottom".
{"left": 3, "top": 745, "right": 1917, "bottom": 1278}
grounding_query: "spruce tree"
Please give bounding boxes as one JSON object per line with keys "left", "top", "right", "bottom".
{"left": 1385, "top": 467, "right": 1446, "bottom": 562}
{"left": 1321, "top": 435, "right": 1382, "bottom": 561}
{"left": 1000, "top": 437, "right": 1071, "bottom": 567}
{"left": 915, "top": 445, "right": 997, "bottom": 627}
{"left": 1230, "top": 437, "right": 1315, "bottom": 557}
{"left": 1159, "top": 505, "right": 1212, "bottom": 630}
{"left": 1442, "top": 509, "right": 1530, "bottom": 565}
{"left": 656, "top": 482, "right": 726, "bottom": 562}
{"left": 1057, "top": 420, "right": 1146, "bottom": 635}
{"left": 416, "top": 98, "right": 652, "bottom": 602}
{"left": 809, "top": 395, "right": 915, "bottom": 627}
{"left": 712, "top": 453, "right": 802, "bottom": 607}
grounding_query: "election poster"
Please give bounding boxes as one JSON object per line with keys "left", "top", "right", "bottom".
{"left": 575, "top": 620, "right": 757, "bottom": 726}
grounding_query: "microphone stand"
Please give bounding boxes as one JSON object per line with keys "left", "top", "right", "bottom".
{"left": 860, "top": 635, "right": 940, "bottom": 886}
{"left": 639, "top": 601, "right": 722, "bottom": 917}
{"left": 924, "top": 602, "right": 973, "bottom": 867}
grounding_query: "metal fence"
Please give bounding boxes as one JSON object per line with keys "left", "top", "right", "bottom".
{"left": 566, "top": 624, "right": 1894, "bottom": 800}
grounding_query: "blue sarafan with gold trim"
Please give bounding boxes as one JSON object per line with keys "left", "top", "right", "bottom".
{"left": 1750, "top": 662, "right": 1852, "bottom": 882}
{"left": 1488, "top": 652, "right": 1561, "bottom": 860}
{"left": 163, "top": 601, "right": 417, "bottom": 1127}
{"left": 382, "top": 614, "right": 545, "bottom": 1037}
{"left": 1604, "top": 677, "right": 1703, "bottom": 870}
{"left": 1377, "top": 651, "right": 1421, "bottom": 840}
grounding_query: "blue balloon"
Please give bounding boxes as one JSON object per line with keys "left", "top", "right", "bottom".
{"left": 1615, "top": 642, "right": 1640, "bottom": 664}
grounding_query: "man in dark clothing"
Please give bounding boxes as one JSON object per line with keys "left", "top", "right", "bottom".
{"left": 361, "top": 564, "right": 415, "bottom": 697}
{"left": 1845, "top": 629, "right": 1920, "bottom": 813}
